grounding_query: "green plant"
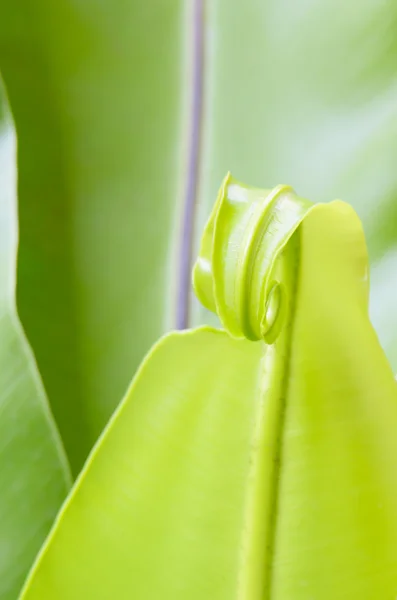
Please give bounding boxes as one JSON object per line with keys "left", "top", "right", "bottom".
{"left": 1, "top": 1, "right": 397, "bottom": 598}
{"left": 19, "top": 175, "right": 397, "bottom": 598}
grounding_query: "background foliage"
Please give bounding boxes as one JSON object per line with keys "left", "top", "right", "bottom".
{"left": 0, "top": 87, "right": 70, "bottom": 600}
{"left": 1, "top": 0, "right": 397, "bottom": 473}
{"left": 0, "top": 1, "right": 397, "bottom": 596}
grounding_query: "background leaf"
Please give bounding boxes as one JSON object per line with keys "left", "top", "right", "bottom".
{"left": 1, "top": 0, "right": 397, "bottom": 475}
{"left": 0, "top": 0, "right": 189, "bottom": 473}
{"left": 0, "top": 84, "right": 71, "bottom": 600}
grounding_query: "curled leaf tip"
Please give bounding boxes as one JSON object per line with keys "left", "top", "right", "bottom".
{"left": 193, "top": 173, "right": 313, "bottom": 342}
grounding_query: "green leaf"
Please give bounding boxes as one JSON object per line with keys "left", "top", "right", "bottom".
{"left": 20, "top": 179, "right": 397, "bottom": 599}
{"left": 1, "top": 0, "right": 397, "bottom": 475}
{"left": 0, "top": 1, "right": 188, "bottom": 473}
{"left": 0, "top": 86, "right": 71, "bottom": 599}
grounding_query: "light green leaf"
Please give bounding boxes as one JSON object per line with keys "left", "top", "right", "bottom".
{"left": 21, "top": 329, "right": 265, "bottom": 599}
{"left": 21, "top": 179, "right": 397, "bottom": 599}
{"left": 0, "top": 87, "right": 71, "bottom": 599}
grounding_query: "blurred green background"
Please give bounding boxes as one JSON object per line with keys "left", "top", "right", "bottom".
{"left": 1, "top": 0, "right": 397, "bottom": 475}
{"left": 1, "top": 2, "right": 397, "bottom": 597}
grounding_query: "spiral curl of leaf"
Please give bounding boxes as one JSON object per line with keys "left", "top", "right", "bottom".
{"left": 193, "top": 173, "right": 314, "bottom": 343}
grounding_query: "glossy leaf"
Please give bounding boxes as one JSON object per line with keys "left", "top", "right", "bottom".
{"left": 21, "top": 179, "right": 397, "bottom": 599}
{"left": 0, "top": 87, "right": 71, "bottom": 599}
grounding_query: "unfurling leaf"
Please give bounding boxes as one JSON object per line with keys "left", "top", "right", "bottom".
{"left": 21, "top": 176, "right": 397, "bottom": 599}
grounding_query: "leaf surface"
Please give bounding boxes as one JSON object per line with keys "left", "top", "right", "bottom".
{"left": 0, "top": 86, "right": 71, "bottom": 600}
{"left": 0, "top": 0, "right": 189, "bottom": 472}
{"left": 20, "top": 181, "right": 397, "bottom": 599}
{"left": 1, "top": 0, "right": 397, "bottom": 474}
